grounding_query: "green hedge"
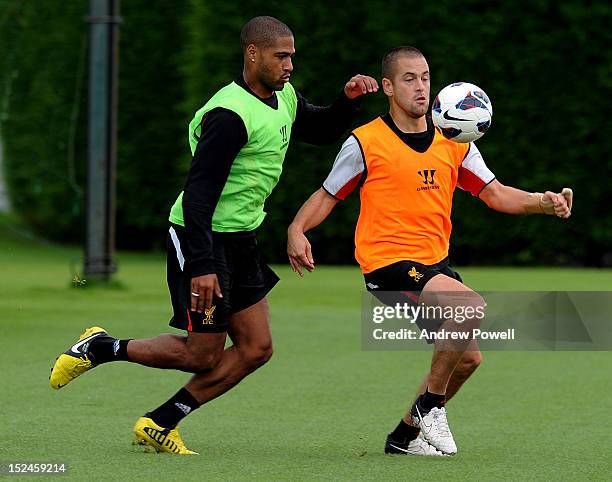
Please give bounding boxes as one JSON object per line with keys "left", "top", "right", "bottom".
{"left": 1, "top": 0, "right": 611, "bottom": 265}
{"left": 115, "top": 0, "right": 187, "bottom": 249}
{"left": 1, "top": 1, "right": 87, "bottom": 240}
{"left": 0, "top": 0, "right": 187, "bottom": 248}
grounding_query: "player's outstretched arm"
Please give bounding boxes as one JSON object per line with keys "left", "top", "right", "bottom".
{"left": 479, "top": 180, "right": 573, "bottom": 218}
{"left": 291, "top": 75, "right": 378, "bottom": 146}
{"left": 287, "top": 188, "right": 340, "bottom": 276}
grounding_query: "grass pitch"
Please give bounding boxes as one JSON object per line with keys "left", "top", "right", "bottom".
{"left": 0, "top": 229, "right": 611, "bottom": 480}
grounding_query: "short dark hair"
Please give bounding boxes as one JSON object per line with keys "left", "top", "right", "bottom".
{"left": 240, "top": 16, "right": 293, "bottom": 52}
{"left": 381, "top": 46, "right": 425, "bottom": 79}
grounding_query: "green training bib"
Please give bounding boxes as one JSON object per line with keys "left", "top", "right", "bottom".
{"left": 169, "top": 81, "right": 298, "bottom": 231}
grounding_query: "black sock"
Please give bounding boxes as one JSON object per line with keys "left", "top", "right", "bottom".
{"left": 87, "top": 336, "right": 131, "bottom": 364}
{"left": 148, "top": 388, "right": 201, "bottom": 429}
{"left": 389, "top": 419, "right": 420, "bottom": 443}
{"left": 420, "top": 388, "right": 446, "bottom": 411}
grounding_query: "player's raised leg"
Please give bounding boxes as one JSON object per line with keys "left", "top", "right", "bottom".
{"left": 49, "top": 327, "right": 227, "bottom": 389}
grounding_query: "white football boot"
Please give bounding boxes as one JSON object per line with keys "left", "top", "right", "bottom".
{"left": 412, "top": 404, "right": 457, "bottom": 455}
{"left": 385, "top": 432, "right": 448, "bottom": 456}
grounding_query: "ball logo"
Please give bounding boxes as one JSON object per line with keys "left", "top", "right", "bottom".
{"left": 443, "top": 111, "right": 464, "bottom": 122}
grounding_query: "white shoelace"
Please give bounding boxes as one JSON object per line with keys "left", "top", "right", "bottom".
{"left": 430, "top": 407, "right": 451, "bottom": 437}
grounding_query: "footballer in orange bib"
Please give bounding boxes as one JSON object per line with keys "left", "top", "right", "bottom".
{"left": 287, "top": 46, "right": 573, "bottom": 457}
{"left": 330, "top": 115, "right": 492, "bottom": 273}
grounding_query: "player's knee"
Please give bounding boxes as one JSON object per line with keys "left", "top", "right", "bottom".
{"left": 460, "top": 292, "right": 486, "bottom": 327}
{"left": 467, "top": 292, "right": 486, "bottom": 315}
{"left": 241, "top": 344, "right": 273, "bottom": 371}
{"left": 461, "top": 351, "right": 482, "bottom": 372}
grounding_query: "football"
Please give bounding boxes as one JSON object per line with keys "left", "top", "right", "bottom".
{"left": 432, "top": 82, "right": 493, "bottom": 143}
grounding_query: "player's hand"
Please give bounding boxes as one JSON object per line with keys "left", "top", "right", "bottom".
{"left": 191, "top": 274, "right": 223, "bottom": 313}
{"left": 344, "top": 74, "right": 379, "bottom": 99}
{"left": 287, "top": 230, "right": 315, "bottom": 277}
{"left": 541, "top": 188, "right": 573, "bottom": 219}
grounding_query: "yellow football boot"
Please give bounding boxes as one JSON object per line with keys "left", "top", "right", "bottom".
{"left": 49, "top": 326, "right": 107, "bottom": 389}
{"left": 133, "top": 417, "right": 198, "bottom": 455}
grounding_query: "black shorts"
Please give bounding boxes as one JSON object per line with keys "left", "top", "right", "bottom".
{"left": 364, "top": 258, "right": 462, "bottom": 293}
{"left": 166, "top": 224, "right": 279, "bottom": 333}
{"left": 364, "top": 258, "right": 463, "bottom": 342}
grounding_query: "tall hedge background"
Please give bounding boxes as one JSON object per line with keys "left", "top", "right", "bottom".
{"left": 1, "top": 0, "right": 611, "bottom": 265}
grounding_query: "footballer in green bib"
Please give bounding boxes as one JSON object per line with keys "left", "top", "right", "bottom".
{"left": 170, "top": 81, "right": 298, "bottom": 232}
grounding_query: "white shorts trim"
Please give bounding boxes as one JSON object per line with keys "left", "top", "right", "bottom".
{"left": 169, "top": 226, "right": 185, "bottom": 271}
